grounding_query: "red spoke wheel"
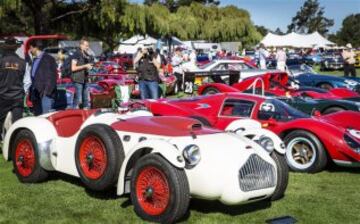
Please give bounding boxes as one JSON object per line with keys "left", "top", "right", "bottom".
{"left": 136, "top": 166, "right": 170, "bottom": 216}
{"left": 79, "top": 136, "right": 108, "bottom": 180}
{"left": 75, "top": 124, "right": 124, "bottom": 191}
{"left": 15, "top": 139, "right": 36, "bottom": 177}
{"left": 12, "top": 129, "right": 48, "bottom": 183}
{"left": 130, "top": 154, "right": 190, "bottom": 223}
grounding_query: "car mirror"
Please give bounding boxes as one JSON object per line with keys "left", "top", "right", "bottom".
{"left": 312, "top": 109, "right": 321, "bottom": 117}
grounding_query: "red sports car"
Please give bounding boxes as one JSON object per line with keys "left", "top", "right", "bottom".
{"left": 141, "top": 93, "right": 360, "bottom": 173}
{"left": 198, "top": 72, "right": 360, "bottom": 101}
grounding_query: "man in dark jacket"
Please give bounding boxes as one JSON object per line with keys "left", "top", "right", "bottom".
{"left": 0, "top": 37, "right": 25, "bottom": 139}
{"left": 29, "top": 40, "right": 57, "bottom": 115}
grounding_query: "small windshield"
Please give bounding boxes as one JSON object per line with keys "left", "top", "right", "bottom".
{"left": 198, "top": 61, "right": 217, "bottom": 69}
{"left": 258, "top": 99, "right": 309, "bottom": 122}
{"left": 288, "top": 64, "right": 314, "bottom": 75}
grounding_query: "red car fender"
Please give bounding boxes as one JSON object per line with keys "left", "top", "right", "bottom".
{"left": 267, "top": 118, "right": 353, "bottom": 161}
{"left": 198, "top": 83, "right": 239, "bottom": 95}
{"left": 329, "top": 88, "right": 360, "bottom": 98}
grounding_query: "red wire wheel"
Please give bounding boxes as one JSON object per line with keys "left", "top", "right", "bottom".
{"left": 15, "top": 139, "right": 36, "bottom": 177}
{"left": 135, "top": 166, "right": 170, "bottom": 216}
{"left": 79, "top": 135, "right": 108, "bottom": 180}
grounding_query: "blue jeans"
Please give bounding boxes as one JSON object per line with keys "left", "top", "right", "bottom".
{"left": 73, "top": 82, "right": 90, "bottom": 109}
{"left": 139, "top": 80, "right": 159, "bottom": 99}
{"left": 33, "top": 96, "right": 55, "bottom": 116}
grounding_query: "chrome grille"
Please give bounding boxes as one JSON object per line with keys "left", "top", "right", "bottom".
{"left": 238, "top": 154, "right": 276, "bottom": 192}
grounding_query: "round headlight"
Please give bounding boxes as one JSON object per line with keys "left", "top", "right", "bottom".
{"left": 183, "top": 145, "right": 201, "bottom": 167}
{"left": 258, "top": 136, "right": 275, "bottom": 152}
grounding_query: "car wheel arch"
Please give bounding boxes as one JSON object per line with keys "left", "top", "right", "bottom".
{"left": 117, "top": 141, "right": 185, "bottom": 196}
{"left": 321, "top": 106, "right": 346, "bottom": 115}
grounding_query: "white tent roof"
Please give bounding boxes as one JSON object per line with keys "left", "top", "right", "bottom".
{"left": 117, "top": 35, "right": 157, "bottom": 54}
{"left": 260, "top": 32, "right": 335, "bottom": 48}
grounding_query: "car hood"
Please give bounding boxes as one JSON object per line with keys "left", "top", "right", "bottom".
{"left": 319, "top": 111, "right": 360, "bottom": 130}
{"left": 111, "top": 116, "right": 221, "bottom": 137}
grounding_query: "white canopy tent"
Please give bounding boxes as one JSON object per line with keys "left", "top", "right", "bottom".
{"left": 117, "top": 35, "right": 157, "bottom": 54}
{"left": 260, "top": 32, "right": 335, "bottom": 48}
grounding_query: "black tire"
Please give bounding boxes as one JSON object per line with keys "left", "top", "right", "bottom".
{"left": 322, "top": 107, "right": 345, "bottom": 115}
{"left": 202, "top": 87, "right": 219, "bottom": 95}
{"left": 284, "top": 130, "right": 327, "bottom": 173}
{"left": 189, "top": 116, "right": 211, "bottom": 127}
{"left": 75, "top": 124, "right": 124, "bottom": 191}
{"left": 12, "top": 129, "right": 49, "bottom": 183}
{"left": 318, "top": 83, "right": 333, "bottom": 90}
{"left": 130, "top": 154, "right": 190, "bottom": 223}
{"left": 270, "top": 151, "right": 289, "bottom": 201}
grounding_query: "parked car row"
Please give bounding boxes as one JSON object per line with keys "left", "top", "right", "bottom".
{"left": 2, "top": 54, "right": 360, "bottom": 223}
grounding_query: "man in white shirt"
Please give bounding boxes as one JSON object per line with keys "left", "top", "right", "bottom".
{"left": 258, "top": 44, "right": 269, "bottom": 69}
{"left": 276, "top": 48, "right": 287, "bottom": 71}
{"left": 171, "top": 48, "right": 184, "bottom": 91}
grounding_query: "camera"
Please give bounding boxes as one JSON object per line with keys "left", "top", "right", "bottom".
{"left": 142, "top": 48, "right": 155, "bottom": 60}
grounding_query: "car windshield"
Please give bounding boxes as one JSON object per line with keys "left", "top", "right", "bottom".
{"left": 258, "top": 99, "right": 310, "bottom": 122}
{"left": 198, "top": 61, "right": 217, "bottom": 69}
{"left": 288, "top": 64, "right": 315, "bottom": 74}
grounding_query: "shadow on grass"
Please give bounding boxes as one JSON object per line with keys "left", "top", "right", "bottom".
{"left": 326, "top": 164, "right": 360, "bottom": 174}
{"left": 47, "top": 172, "right": 118, "bottom": 200}
{"left": 188, "top": 198, "right": 271, "bottom": 217}
{"left": 120, "top": 197, "right": 271, "bottom": 222}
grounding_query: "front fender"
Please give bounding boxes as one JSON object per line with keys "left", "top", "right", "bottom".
{"left": 2, "top": 117, "right": 57, "bottom": 169}
{"left": 117, "top": 139, "right": 185, "bottom": 196}
{"left": 225, "top": 119, "right": 285, "bottom": 154}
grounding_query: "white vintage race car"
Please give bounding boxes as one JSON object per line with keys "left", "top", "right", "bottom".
{"left": 3, "top": 109, "right": 288, "bottom": 223}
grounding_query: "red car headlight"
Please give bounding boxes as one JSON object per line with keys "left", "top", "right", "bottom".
{"left": 344, "top": 134, "right": 360, "bottom": 154}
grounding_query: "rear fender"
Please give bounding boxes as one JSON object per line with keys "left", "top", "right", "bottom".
{"left": 116, "top": 139, "right": 184, "bottom": 195}
{"left": 3, "top": 117, "right": 57, "bottom": 170}
{"left": 198, "top": 83, "right": 238, "bottom": 95}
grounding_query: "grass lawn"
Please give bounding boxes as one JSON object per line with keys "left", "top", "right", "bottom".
{"left": 312, "top": 65, "right": 360, "bottom": 77}
{"left": 0, "top": 151, "right": 359, "bottom": 224}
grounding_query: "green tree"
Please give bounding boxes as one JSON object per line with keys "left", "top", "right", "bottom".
{"left": 333, "top": 14, "right": 360, "bottom": 47}
{"left": 144, "top": 0, "right": 219, "bottom": 12}
{"left": 255, "top": 25, "right": 268, "bottom": 36}
{"left": 274, "top": 27, "right": 284, "bottom": 35}
{"left": 287, "top": 0, "right": 334, "bottom": 35}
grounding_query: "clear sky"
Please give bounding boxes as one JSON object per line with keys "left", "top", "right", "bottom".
{"left": 129, "top": 0, "right": 360, "bottom": 34}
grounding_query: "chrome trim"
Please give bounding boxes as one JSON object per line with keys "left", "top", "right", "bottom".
{"left": 38, "top": 140, "right": 55, "bottom": 171}
{"left": 238, "top": 154, "right": 276, "bottom": 192}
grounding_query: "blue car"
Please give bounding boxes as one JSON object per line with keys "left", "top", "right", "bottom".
{"left": 288, "top": 64, "right": 360, "bottom": 93}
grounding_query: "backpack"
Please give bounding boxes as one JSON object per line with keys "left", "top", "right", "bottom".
{"left": 61, "top": 55, "right": 73, "bottom": 78}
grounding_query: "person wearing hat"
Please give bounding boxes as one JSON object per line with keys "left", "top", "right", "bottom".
{"left": 0, "top": 37, "right": 26, "bottom": 140}
{"left": 342, "top": 43, "right": 356, "bottom": 77}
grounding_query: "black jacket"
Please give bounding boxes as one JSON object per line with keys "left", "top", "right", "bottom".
{"left": 31, "top": 52, "right": 57, "bottom": 99}
{"left": 0, "top": 52, "right": 26, "bottom": 100}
